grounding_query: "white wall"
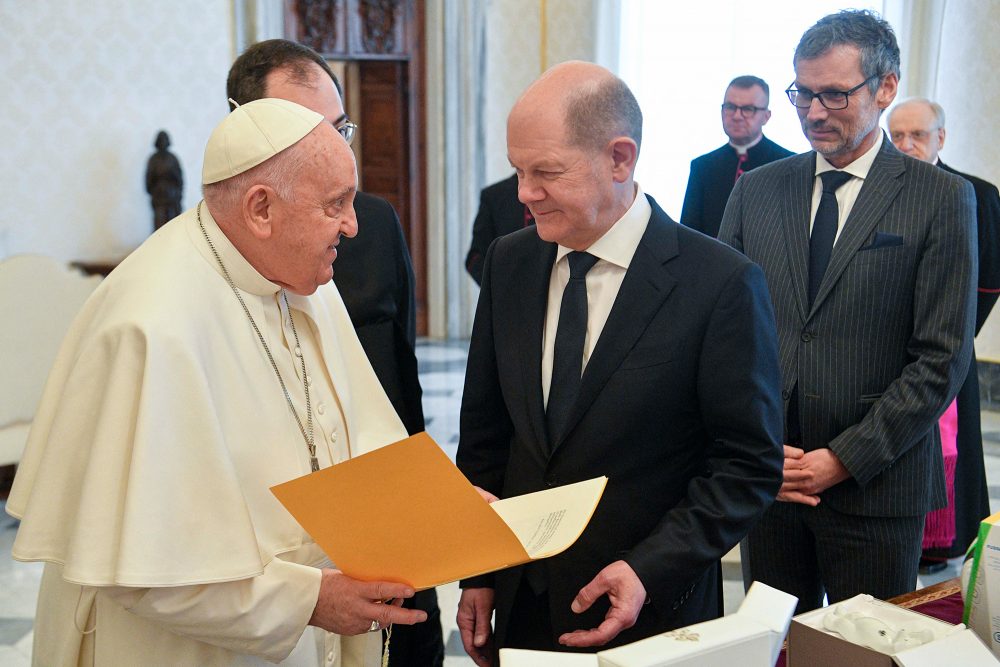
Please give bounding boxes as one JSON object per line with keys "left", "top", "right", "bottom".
{"left": 0, "top": 1, "right": 234, "bottom": 262}
{"left": 424, "top": 0, "right": 607, "bottom": 338}
{"left": 482, "top": 0, "right": 607, "bottom": 186}
{"left": 928, "top": 1, "right": 1000, "bottom": 361}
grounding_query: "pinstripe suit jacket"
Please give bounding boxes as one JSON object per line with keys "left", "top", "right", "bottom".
{"left": 718, "top": 137, "right": 977, "bottom": 517}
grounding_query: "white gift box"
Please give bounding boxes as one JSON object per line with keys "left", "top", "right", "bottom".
{"left": 789, "top": 594, "right": 996, "bottom": 666}
{"left": 499, "top": 581, "right": 797, "bottom": 667}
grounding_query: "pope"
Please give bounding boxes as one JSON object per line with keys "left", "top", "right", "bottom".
{"left": 6, "top": 98, "right": 428, "bottom": 666}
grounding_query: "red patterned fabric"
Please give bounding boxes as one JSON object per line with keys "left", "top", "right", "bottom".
{"left": 734, "top": 152, "right": 749, "bottom": 183}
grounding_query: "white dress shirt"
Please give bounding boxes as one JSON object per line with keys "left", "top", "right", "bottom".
{"left": 811, "top": 131, "right": 884, "bottom": 243}
{"left": 541, "top": 184, "right": 652, "bottom": 407}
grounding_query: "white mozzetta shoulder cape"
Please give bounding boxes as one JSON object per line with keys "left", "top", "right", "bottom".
{"left": 8, "top": 204, "right": 407, "bottom": 587}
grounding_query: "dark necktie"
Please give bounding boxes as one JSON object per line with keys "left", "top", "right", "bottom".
{"left": 808, "top": 170, "right": 852, "bottom": 306}
{"left": 734, "top": 152, "right": 749, "bottom": 183}
{"left": 546, "top": 251, "right": 599, "bottom": 448}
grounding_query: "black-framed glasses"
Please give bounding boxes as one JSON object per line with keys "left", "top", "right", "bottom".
{"left": 785, "top": 74, "right": 880, "bottom": 110}
{"left": 336, "top": 119, "right": 358, "bottom": 145}
{"left": 721, "top": 103, "right": 767, "bottom": 116}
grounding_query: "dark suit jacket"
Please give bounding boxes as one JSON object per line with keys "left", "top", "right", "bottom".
{"left": 465, "top": 174, "right": 534, "bottom": 285}
{"left": 333, "top": 192, "right": 424, "bottom": 434}
{"left": 457, "top": 196, "right": 784, "bottom": 649}
{"left": 925, "top": 161, "right": 1000, "bottom": 557}
{"left": 681, "top": 136, "right": 793, "bottom": 238}
{"left": 940, "top": 161, "right": 1000, "bottom": 332}
{"left": 719, "top": 138, "right": 977, "bottom": 518}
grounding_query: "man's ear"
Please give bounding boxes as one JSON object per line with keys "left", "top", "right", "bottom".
{"left": 243, "top": 185, "right": 275, "bottom": 240}
{"left": 938, "top": 127, "right": 947, "bottom": 151}
{"left": 609, "top": 137, "right": 639, "bottom": 184}
{"left": 876, "top": 72, "right": 898, "bottom": 110}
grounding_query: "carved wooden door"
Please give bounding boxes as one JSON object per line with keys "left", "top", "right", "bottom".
{"left": 285, "top": 0, "right": 427, "bottom": 334}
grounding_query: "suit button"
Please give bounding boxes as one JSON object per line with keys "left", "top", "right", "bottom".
{"left": 801, "top": 331, "right": 812, "bottom": 342}
{"left": 781, "top": 390, "right": 790, "bottom": 400}
{"left": 545, "top": 475, "right": 556, "bottom": 488}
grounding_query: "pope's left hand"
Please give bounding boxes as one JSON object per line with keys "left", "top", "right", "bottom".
{"left": 558, "top": 560, "right": 646, "bottom": 648}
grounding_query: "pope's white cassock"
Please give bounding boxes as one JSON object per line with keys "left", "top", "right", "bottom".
{"left": 6, "top": 101, "right": 409, "bottom": 666}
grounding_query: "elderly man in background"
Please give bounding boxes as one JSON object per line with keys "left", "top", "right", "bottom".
{"left": 888, "top": 97, "right": 1000, "bottom": 570}
{"left": 680, "top": 75, "right": 794, "bottom": 238}
{"left": 6, "top": 99, "right": 426, "bottom": 665}
{"left": 457, "top": 60, "right": 783, "bottom": 664}
{"left": 719, "top": 10, "right": 977, "bottom": 612}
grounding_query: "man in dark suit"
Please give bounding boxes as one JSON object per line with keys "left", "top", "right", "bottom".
{"left": 456, "top": 61, "right": 784, "bottom": 665}
{"left": 465, "top": 174, "right": 534, "bottom": 285}
{"left": 680, "top": 75, "right": 794, "bottom": 238}
{"left": 227, "top": 40, "right": 441, "bottom": 666}
{"left": 889, "top": 97, "right": 1000, "bottom": 566}
{"left": 718, "top": 10, "right": 977, "bottom": 613}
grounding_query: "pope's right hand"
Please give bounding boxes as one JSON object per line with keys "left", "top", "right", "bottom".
{"left": 457, "top": 587, "right": 495, "bottom": 667}
{"left": 309, "top": 569, "right": 426, "bottom": 635}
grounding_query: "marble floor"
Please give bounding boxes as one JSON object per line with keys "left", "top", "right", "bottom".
{"left": 2, "top": 340, "right": 999, "bottom": 665}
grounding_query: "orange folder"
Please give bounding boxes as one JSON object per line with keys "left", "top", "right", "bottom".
{"left": 271, "top": 432, "right": 606, "bottom": 590}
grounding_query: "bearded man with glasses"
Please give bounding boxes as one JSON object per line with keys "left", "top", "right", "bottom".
{"left": 719, "top": 10, "right": 977, "bottom": 613}
{"left": 680, "top": 75, "right": 793, "bottom": 238}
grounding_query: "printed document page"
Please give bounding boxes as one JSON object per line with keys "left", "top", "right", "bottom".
{"left": 491, "top": 477, "right": 607, "bottom": 559}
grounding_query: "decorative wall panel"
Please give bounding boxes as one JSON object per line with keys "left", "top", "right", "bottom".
{"left": 0, "top": 0, "right": 233, "bottom": 262}
{"left": 483, "top": 0, "right": 600, "bottom": 184}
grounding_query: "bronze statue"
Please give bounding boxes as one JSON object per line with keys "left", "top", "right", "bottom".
{"left": 145, "top": 130, "right": 183, "bottom": 231}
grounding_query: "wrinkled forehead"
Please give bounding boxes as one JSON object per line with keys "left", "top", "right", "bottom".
{"left": 508, "top": 96, "right": 569, "bottom": 145}
{"left": 327, "top": 129, "right": 358, "bottom": 182}
{"left": 794, "top": 45, "right": 865, "bottom": 90}
{"left": 295, "top": 123, "right": 357, "bottom": 184}
{"left": 890, "top": 104, "right": 937, "bottom": 131}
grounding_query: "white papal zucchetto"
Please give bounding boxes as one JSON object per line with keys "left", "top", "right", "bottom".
{"left": 201, "top": 98, "right": 324, "bottom": 185}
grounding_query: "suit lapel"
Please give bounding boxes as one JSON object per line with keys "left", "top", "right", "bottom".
{"left": 550, "top": 200, "right": 678, "bottom": 453}
{"left": 781, "top": 153, "right": 816, "bottom": 323}
{"left": 517, "top": 238, "right": 558, "bottom": 452}
{"left": 810, "top": 139, "right": 905, "bottom": 315}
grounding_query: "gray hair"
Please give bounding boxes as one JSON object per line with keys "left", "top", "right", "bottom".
{"left": 794, "top": 9, "right": 900, "bottom": 94}
{"left": 890, "top": 97, "right": 946, "bottom": 129}
{"left": 202, "top": 140, "right": 307, "bottom": 211}
{"left": 564, "top": 76, "right": 643, "bottom": 155}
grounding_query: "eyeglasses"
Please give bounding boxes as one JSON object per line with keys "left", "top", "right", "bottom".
{"left": 336, "top": 119, "right": 358, "bottom": 145}
{"left": 785, "top": 74, "right": 880, "bottom": 110}
{"left": 721, "top": 103, "right": 767, "bottom": 116}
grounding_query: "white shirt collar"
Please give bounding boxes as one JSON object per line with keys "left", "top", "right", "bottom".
{"left": 731, "top": 133, "right": 764, "bottom": 155}
{"left": 555, "top": 183, "right": 651, "bottom": 270}
{"left": 815, "top": 130, "right": 884, "bottom": 180}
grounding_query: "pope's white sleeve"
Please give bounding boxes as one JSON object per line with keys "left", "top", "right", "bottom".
{"left": 99, "top": 557, "right": 322, "bottom": 663}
